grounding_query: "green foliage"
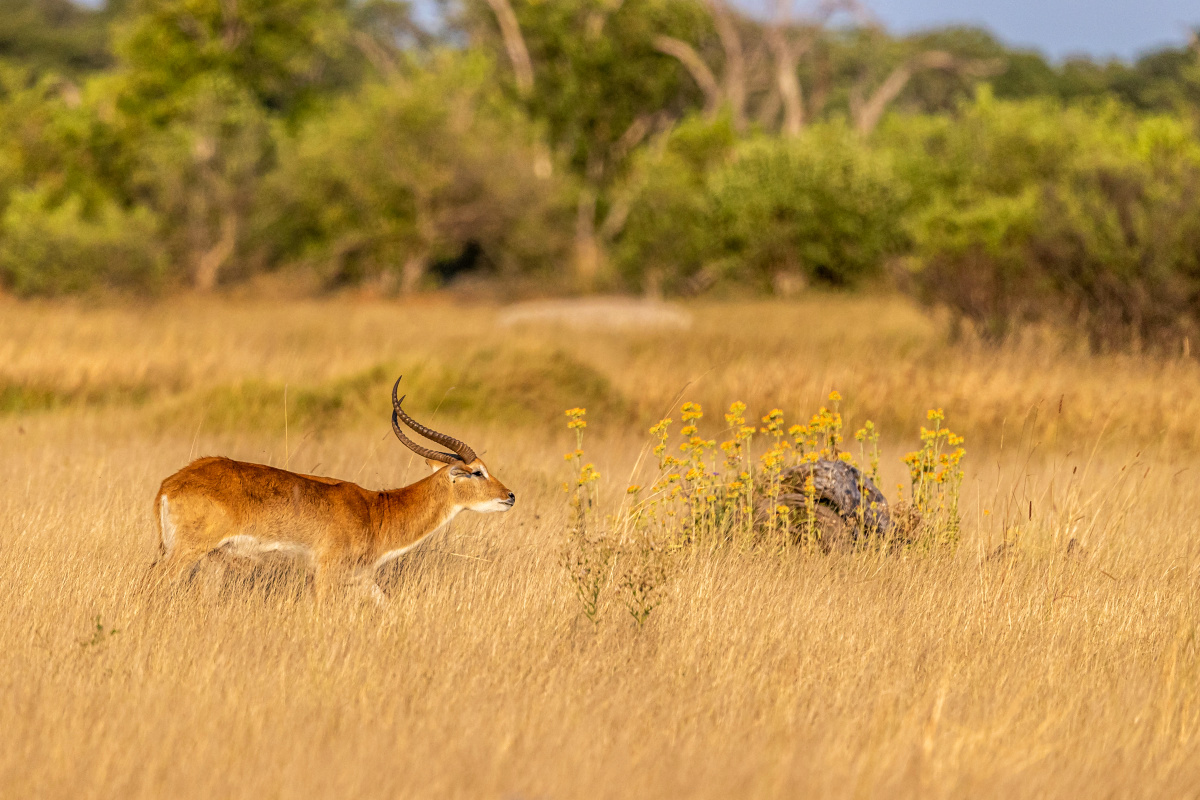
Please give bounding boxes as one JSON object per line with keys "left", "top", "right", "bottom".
{"left": 711, "top": 125, "right": 905, "bottom": 290}
{"left": 261, "top": 53, "right": 572, "bottom": 288}
{"left": 888, "top": 90, "right": 1200, "bottom": 348}
{"left": 614, "top": 114, "right": 734, "bottom": 292}
{"left": 0, "top": 184, "right": 164, "bottom": 295}
{"left": 485, "top": 0, "right": 709, "bottom": 181}
{"left": 0, "top": 0, "right": 1198, "bottom": 340}
{"left": 0, "top": 65, "right": 116, "bottom": 216}
{"left": 113, "top": 0, "right": 354, "bottom": 124}
{"left": 0, "top": 0, "right": 114, "bottom": 77}
{"left": 131, "top": 73, "right": 272, "bottom": 288}
{"left": 617, "top": 120, "right": 904, "bottom": 293}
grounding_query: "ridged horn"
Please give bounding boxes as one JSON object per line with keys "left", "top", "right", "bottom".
{"left": 390, "top": 376, "right": 478, "bottom": 464}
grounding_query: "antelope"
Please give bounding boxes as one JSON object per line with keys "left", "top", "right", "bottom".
{"left": 152, "top": 377, "right": 515, "bottom": 603}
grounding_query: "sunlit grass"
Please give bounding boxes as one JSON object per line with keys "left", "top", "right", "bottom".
{"left": 5, "top": 294, "right": 1200, "bottom": 451}
{"left": 0, "top": 295, "right": 1198, "bottom": 797}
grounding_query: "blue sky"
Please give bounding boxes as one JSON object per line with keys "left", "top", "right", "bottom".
{"left": 79, "top": 0, "right": 1200, "bottom": 62}
{"left": 737, "top": 0, "right": 1199, "bottom": 61}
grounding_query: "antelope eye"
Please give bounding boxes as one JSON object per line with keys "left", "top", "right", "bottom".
{"left": 472, "top": 470, "right": 483, "bottom": 477}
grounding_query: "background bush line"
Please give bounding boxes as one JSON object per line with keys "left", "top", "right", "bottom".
{"left": 3, "top": 1, "right": 1200, "bottom": 350}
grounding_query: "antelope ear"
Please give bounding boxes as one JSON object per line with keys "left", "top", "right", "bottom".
{"left": 425, "top": 458, "right": 448, "bottom": 473}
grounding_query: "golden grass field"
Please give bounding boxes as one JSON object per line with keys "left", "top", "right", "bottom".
{"left": 1, "top": 294, "right": 1198, "bottom": 798}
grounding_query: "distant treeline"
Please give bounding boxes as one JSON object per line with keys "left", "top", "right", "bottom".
{"left": 3, "top": 0, "right": 1200, "bottom": 349}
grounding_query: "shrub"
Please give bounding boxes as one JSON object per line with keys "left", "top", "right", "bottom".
{"left": 709, "top": 124, "right": 906, "bottom": 292}
{"left": 613, "top": 114, "right": 735, "bottom": 294}
{"left": 615, "top": 120, "right": 906, "bottom": 294}
{"left": 0, "top": 185, "right": 164, "bottom": 296}
{"left": 259, "top": 53, "right": 573, "bottom": 291}
{"left": 889, "top": 91, "right": 1200, "bottom": 350}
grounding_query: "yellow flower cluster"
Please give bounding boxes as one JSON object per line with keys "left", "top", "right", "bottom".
{"left": 902, "top": 407, "right": 967, "bottom": 545}
{"left": 576, "top": 462, "right": 601, "bottom": 487}
{"left": 565, "top": 407, "right": 588, "bottom": 429}
{"left": 563, "top": 408, "right": 599, "bottom": 502}
{"left": 561, "top": 391, "right": 966, "bottom": 555}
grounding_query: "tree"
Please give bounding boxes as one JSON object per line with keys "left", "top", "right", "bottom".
{"left": 131, "top": 75, "right": 271, "bottom": 291}
{"left": 107, "top": 0, "right": 370, "bottom": 289}
{"left": 260, "top": 54, "right": 572, "bottom": 292}
{"left": 112, "top": 0, "right": 355, "bottom": 124}
{"left": 468, "top": 0, "right": 709, "bottom": 287}
{"left": 0, "top": 0, "right": 114, "bottom": 77}
{"left": 0, "top": 65, "right": 164, "bottom": 295}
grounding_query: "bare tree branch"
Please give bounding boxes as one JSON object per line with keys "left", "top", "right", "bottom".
{"left": 194, "top": 211, "right": 238, "bottom": 292}
{"left": 708, "top": 0, "right": 746, "bottom": 130}
{"left": 768, "top": 0, "right": 804, "bottom": 137}
{"left": 853, "top": 63, "right": 914, "bottom": 137}
{"left": 653, "top": 35, "right": 721, "bottom": 116}
{"left": 756, "top": 83, "right": 781, "bottom": 128}
{"left": 353, "top": 31, "right": 398, "bottom": 77}
{"left": 807, "top": 0, "right": 879, "bottom": 29}
{"left": 483, "top": 0, "right": 534, "bottom": 97}
{"left": 611, "top": 113, "right": 661, "bottom": 165}
{"left": 601, "top": 117, "right": 672, "bottom": 243}
{"left": 854, "top": 51, "right": 1000, "bottom": 136}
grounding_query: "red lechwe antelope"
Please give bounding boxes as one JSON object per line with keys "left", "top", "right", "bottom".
{"left": 152, "top": 377, "right": 515, "bottom": 602}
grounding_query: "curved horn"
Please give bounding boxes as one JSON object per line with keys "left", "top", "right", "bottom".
{"left": 390, "top": 376, "right": 478, "bottom": 464}
{"left": 391, "top": 410, "right": 458, "bottom": 465}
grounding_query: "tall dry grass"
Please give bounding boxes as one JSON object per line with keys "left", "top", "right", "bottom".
{"left": 0, "top": 295, "right": 1197, "bottom": 798}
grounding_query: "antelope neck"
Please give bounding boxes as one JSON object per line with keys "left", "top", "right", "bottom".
{"left": 375, "top": 473, "right": 456, "bottom": 544}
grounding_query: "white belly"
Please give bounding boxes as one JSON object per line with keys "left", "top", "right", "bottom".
{"left": 218, "top": 535, "right": 313, "bottom": 562}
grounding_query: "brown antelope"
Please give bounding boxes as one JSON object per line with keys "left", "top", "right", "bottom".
{"left": 152, "top": 377, "right": 515, "bottom": 602}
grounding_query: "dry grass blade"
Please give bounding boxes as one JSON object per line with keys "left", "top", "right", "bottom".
{"left": 0, "top": 297, "right": 1198, "bottom": 798}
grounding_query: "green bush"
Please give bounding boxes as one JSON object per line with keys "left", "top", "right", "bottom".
{"left": 615, "top": 120, "right": 905, "bottom": 294}
{"left": 711, "top": 125, "right": 906, "bottom": 291}
{"left": 0, "top": 185, "right": 164, "bottom": 295}
{"left": 131, "top": 73, "right": 273, "bottom": 290}
{"left": 888, "top": 91, "right": 1200, "bottom": 349}
{"left": 614, "top": 115, "right": 734, "bottom": 293}
{"left": 259, "top": 53, "right": 573, "bottom": 290}
{"left": 0, "top": 65, "right": 130, "bottom": 222}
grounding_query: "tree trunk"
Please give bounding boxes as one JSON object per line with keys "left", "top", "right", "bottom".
{"left": 483, "top": 0, "right": 534, "bottom": 97}
{"left": 573, "top": 185, "right": 601, "bottom": 290}
{"left": 854, "top": 64, "right": 913, "bottom": 136}
{"left": 653, "top": 36, "right": 721, "bottom": 117}
{"left": 756, "top": 83, "right": 781, "bottom": 128}
{"left": 401, "top": 250, "right": 427, "bottom": 295}
{"left": 854, "top": 51, "right": 956, "bottom": 136}
{"left": 193, "top": 210, "right": 237, "bottom": 292}
{"left": 808, "top": 47, "right": 831, "bottom": 121}
{"left": 770, "top": 40, "right": 803, "bottom": 136}
{"left": 709, "top": 0, "right": 746, "bottom": 130}
{"left": 766, "top": 1, "right": 804, "bottom": 138}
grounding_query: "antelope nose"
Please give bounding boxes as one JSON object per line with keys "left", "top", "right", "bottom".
{"left": 507, "top": 492, "right": 516, "bottom": 502}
